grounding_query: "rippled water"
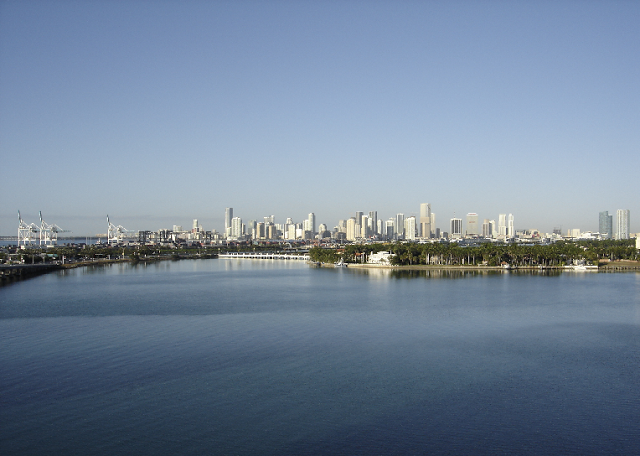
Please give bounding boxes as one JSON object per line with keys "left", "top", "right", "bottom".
{"left": 1, "top": 260, "right": 639, "bottom": 455}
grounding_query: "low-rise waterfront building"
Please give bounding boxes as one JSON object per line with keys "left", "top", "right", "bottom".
{"left": 367, "top": 251, "right": 394, "bottom": 265}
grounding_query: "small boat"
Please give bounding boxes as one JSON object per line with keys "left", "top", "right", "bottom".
{"left": 334, "top": 259, "right": 347, "bottom": 268}
{"left": 565, "top": 263, "right": 597, "bottom": 271}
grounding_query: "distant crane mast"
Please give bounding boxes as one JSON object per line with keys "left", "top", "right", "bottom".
{"left": 39, "top": 211, "right": 70, "bottom": 246}
{"left": 18, "top": 211, "right": 39, "bottom": 246}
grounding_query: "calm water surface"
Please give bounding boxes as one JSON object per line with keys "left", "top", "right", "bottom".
{"left": 1, "top": 260, "right": 639, "bottom": 455}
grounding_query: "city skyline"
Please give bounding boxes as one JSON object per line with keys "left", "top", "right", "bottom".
{"left": 12, "top": 205, "right": 635, "bottom": 247}
{"left": 6, "top": 205, "right": 637, "bottom": 240}
{"left": 1, "top": 2, "right": 638, "bottom": 236}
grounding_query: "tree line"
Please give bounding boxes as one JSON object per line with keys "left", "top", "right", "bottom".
{"left": 309, "top": 240, "right": 638, "bottom": 266}
{"left": 2, "top": 241, "right": 310, "bottom": 264}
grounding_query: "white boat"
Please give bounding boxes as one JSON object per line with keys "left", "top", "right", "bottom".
{"left": 566, "top": 264, "right": 597, "bottom": 271}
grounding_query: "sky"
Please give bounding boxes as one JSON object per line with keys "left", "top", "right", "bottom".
{"left": 1, "top": 0, "right": 638, "bottom": 236}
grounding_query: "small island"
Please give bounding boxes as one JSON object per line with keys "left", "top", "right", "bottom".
{"left": 309, "top": 239, "right": 640, "bottom": 270}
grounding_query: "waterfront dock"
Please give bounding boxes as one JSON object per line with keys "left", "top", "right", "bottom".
{"left": 599, "top": 260, "right": 640, "bottom": 271}
{"left": 0, "top": 264, "right": 63, "bottom": 283}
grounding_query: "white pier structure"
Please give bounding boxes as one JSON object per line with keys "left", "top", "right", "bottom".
{"left": 18, "top": 211, "right": 39, "bottom": 246}
{"left": 219, "top": 252, "right": 310, "bottom": 261}
{"left": 39, "top": 211, "right": 69, "bottom": 245}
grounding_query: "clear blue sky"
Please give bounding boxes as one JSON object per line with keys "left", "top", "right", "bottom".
{"left": 1, "top": 1, "right": 638, "bottom": 236}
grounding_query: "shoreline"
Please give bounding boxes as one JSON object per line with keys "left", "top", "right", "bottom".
{"left": 3, "top": 257, "right": 639, "bottom": 286}
{"left": 317, "top": 262, "right": 640, "bottom": 271}
{"left": 0, "top": 255, "right": 212, "bottom": 285}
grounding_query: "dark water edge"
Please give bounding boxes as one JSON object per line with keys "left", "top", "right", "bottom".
{"left": 1, "top": 260, "right": 639, "bottom": 455}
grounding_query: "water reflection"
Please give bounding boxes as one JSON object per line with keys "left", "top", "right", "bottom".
{"left": 220, "top": 258, "right": 307, "bottom": 271}
{"left": 343, "top": 267, "right": 563, "bottom": 280}
{"left": 79, "top": 264, "right": 112, "bottom": 275}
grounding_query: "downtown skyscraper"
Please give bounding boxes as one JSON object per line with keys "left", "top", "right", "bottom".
{"left": 368, "top": 211, "right": 378, "bottom": 235}
{"left": 450, "top": 218, "right": 462, "bottom": 239}
{"left": 466, "top": 213, "right": 478, "bottom": 237}
{"left": 599, "top": 211, "right": 613, "bottom": 239}
{"left": 404, "top": 216, "right": 416, "bottom": 240}
{"left": 615, "top": 209, "right": 630, "bottom": 240}
{"left": 225, "top": 207, "right": 233, "bottom": 237}
{"left": 420, "top": 203, "right": 431, "bottom": 238}
{"left": 396, "top": 213, "right": 405, "bottom": 239}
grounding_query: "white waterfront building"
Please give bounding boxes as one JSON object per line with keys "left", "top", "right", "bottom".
{"left": 368, "top": 251, "right": 395, "bottom": 265}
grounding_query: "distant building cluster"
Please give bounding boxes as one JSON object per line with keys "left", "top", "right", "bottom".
{"left": 597, "top": 209, "right": 631, "bottom": 240}
{"left": 566, "top": 209, "right": 630, "bottom": 241}
{"left": 13, "top": 206, "right": 634, "bottom": 247}
{"left": 217, "top": 204, "right": 521, "bottom": 244}
{"left": 203, "top": 205, "right": 633, "bottom": 245}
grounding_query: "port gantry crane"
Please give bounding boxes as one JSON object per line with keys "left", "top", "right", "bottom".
{"left": 18, "top": 211, "right": 39, "bottom": 246}
{"left": 107, "top": 215, "right": 133, "bottom": 245}
{"left": 39, "top": 211, "right": 69, "bottom": 246}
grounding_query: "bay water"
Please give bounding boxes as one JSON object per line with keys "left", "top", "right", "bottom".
{"left": 1, "top": 260, "right": 639, "bottom": 455}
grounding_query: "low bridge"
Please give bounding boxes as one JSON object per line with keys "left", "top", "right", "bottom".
{"left": 219, "top": 252, "right": 310, "bottom": 261}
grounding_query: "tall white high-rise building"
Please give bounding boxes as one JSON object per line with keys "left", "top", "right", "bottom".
{"left": 248, "top": 220, "right": 257, "bottom": 238}
{"left": 361, "top": 215, "right": 369, "bottom": 238}
{"left": 482, "top": 219, "right": 491, "bottom": 238}
{"left": 346, "top": 218, "right": 357, "bottom": 241}
{"left": 507, "top": 214, "right": 515, "bottom": 238}
{"left": 615, "top": 209, "right": 630, "bottom": 240}
{"left": 308, "top": 213, "right": 316, "bottom": 235}
{"left": 287, "top": 224, "right": 296, "bottom": 240}
{"left": 231, "top": 216, "right": 243, "bottom": 238}
{"left": 498, "top": 214, "right": 507, "bottom": 237}
{"left": 225, "top": 207, "right": 233, "bottom": 237}
{"left": 267, "top": 224, "right": 277, "bottom": 240}
{"left": 368, "top": 211, "right": 378, "bottom": 235}
{"left": 284, "top": 219, "right": 294, "bottom": 239}
{"left": 385, "top": 219, "right": 395, "bottom": 239}
{"left": 430, "top": 213, "right": 436, "bottom": 236}
{"left": 419, "top": 203, "right": 431, "bottom": 238}
{"left": 355, "top": 211, "right": 364, "bottom": 227}
{"left": 255, "top": 222, "right": 264, "bottom": 239}
{"left": 466, "top": 213, "right": 478, "bottom": 237}
{"left": 396, "top": 213, "right": 405, "bottom": 239}
{"left": 405, "top": 216, "right": 416, "bottom": 240}
{"left": 450, "top": 218, "right": 462, "bottom": 238}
